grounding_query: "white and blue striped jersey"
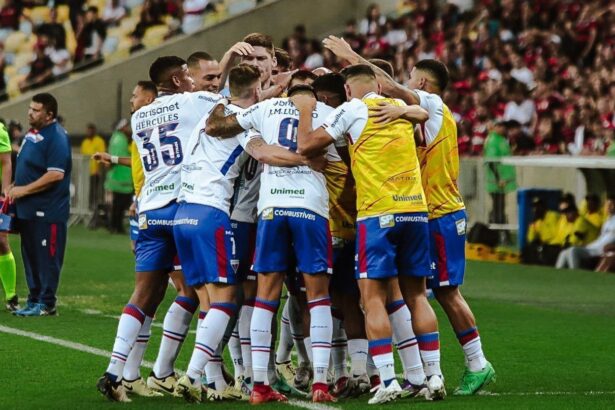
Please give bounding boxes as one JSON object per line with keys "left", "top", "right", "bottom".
{"left": 178, "top": 104, "right": 250, "bottom": 215}
{"left": 131, "top": 91, "right": 222, "bottom": 212}
{"left": 236, "top": 99, "right": 333, "bottom": 219}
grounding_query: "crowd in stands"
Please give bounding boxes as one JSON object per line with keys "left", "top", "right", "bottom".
{"left": 279, "top": 0, "right": 615, "bottom": 156}
{"left": 523, "top": 193, "right": 615, "bottom": 272}
{"left": 0, "top": 0, "right": 261, "bottom": 101}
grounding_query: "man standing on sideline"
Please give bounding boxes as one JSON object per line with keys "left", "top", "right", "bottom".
{"left": 80, "top": 123, "right": 106, "bottom": 210}
{"left": 104, "top": 119, "right": 133, "bottom": 234}
{"left": 11, "top": 93, "right": 71, "bottom": 317}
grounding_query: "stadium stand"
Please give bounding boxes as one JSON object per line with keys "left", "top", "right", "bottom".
{"left": 0, "top": 0, "right": 265, "bottom": 101}
{"left": 277, "top": 0, "right": 615, "bottom": 156}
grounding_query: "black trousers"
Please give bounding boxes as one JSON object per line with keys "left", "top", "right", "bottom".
{"left": 110, "top": 192, "right": 132, "bottom": 234}
{"left": 490, "top": 192, "right": 506, "bottom": 224}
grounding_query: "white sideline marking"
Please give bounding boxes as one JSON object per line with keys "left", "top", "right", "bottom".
{"left": 0, "top": 324, "right": 338, "bottom": 410}
{"left": 80, "top": 309, "right": 196, "bottom": 334}
{"left": 479, "top": 391, "right": 615, "bottom": 396}
{"left": 0, "top": 324, "right": 155, "bottom": 369}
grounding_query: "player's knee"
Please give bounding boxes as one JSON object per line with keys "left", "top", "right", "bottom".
{"left": 434, "top": 286, "right": 464, "bottom": 309}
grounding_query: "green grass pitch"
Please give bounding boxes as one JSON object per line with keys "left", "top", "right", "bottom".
{"left": 1, "top": 225, "right": 615, "bottom": 409}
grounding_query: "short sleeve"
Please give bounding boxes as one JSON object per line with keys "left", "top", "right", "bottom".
{"left": 415, "top": 89, "right": 438, "bottom": 112}
{"left": 237, "top": 128, "right": 262, "bottom": 150}
{"left": 322, "top": 101, "right": 359, "bottom": 145}
{"left": 0, "top": 123, "right": 11, "bottom": 153}
{"left": 191, "top": 91, "right": 223, "bottom": 118}
{"left": 237, "top": 100, "right": 268, "bottom": 132}
{"left": 46, "top": 132, "right": 70, "bottom": 173}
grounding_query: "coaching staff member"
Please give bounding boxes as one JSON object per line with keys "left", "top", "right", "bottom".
{"left": 10, "top": 93, "right": 71, "bottom": 317}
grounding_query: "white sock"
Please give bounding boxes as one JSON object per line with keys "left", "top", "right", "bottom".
{"left": 308, "top": 297, "right": 333, "bottom": 385}
{"left": 197, "top": 310, "right": 206, "bottom": 329}
{"left": 331, "top": 314, "right": 348, "bottom": 380}
{"left": 348, "top": 338, "right": 368, "bottom": 377}
{"left": 106, "top": 304, "right": 146, "bottom": 381}
{"left": 229, "top": 323, "right": 244, "bottom": 378}
{"left": 368, "top": 338, "right": 396, "bottom": 386}
{"left": 153, "top": 296, "right": 198, "bottom": 378}
{"left": 367, "top": 354, "right": 378, "bottom": 378}
{"left": 457, "top": 327, "right": 487, "bottom": 372}
{"left": 387, "top": 300, "right": 425, "bottom": 385}
{"left": 186, "top": 303, "right": 235, "bottom": 385}
{"left": 416, "top": 332, "right": 442, "bottom": 377}
{"left": 123, "top": 315, "right": 153, "bottom": 381}
{"left": 275, "top": 301, "right": 294, "bottom": 364}
{"left": 205, "top": 354, "right": 227, "bottom": 390}
{"left": 238, "top": 303, "right": 254, "bottom": 381}
{"left": 250, "top": 298, "right": 278, "bottom": 385}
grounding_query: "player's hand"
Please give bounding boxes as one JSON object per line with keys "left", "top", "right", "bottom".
{"left": 92, "top": 152, "right": 112, "bottom": 165}
{"left": 322, "top": 35, "right": 357, "bottom": 62}
{"left": 128, "top": 201, "right": 137, "bottom": 218}
{"left": 369, "top": 102, "right": 406, "bottom": 124}
{"left": 306, "top": 154, "right": 328, "bottom": 172}
{"left": 226, "top": 41, "right": 255, "bottom": 58}
{"left": 290, "top": 93, "right": 317, "bottom": 113}
{"left": 272, "top": 69, "right": 298, "bottom": 90}
{"left": 8, "top": 185, "right": 26, "bottom": 200}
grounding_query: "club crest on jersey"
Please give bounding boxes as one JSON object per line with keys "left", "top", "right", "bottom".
{"left": 379, "top": 215, "right": 395, "bottom": 228}
{"left": 262, "top": 208, "right": 274, "bottom": 220}
{"left": 231, "top": 258, "right": 239, "bottom": 273}
{"left": 456, "top": 218, "right": 466, "bottom": 235}
{"left": 139, "top": 214, "right": 148, "bottom": 230}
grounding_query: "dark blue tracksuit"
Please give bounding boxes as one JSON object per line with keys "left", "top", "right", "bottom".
{"left": 15, "top": 121, "right": 71, "bottom": 308}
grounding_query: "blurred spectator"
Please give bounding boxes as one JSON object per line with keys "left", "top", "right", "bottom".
{"left": 0, "top": 46, "right": 6, "bottom": 102}
{"left": 503, "top": 83, "right": 536, "bottom": 133}
{"left": 46, "top": 36, "right": 73, "bottom": 80}
{"left": 359, "top": 3, "right": 386, "bottom": 36}
{"left": 104, "top": 119, "right": 133, "bottom": 234}
{"left": 182, "top": 0, "right": 209, "bottom": 35}
{"left": 75, "top": 6, "right": 107, "bottom": 65}
{"left": 36, "top": 8, "right": 67, "bottom": 50}
{"left": 80, "top": 124, "right": 106, "bottom": 210}
{"left": 304, "top": 39, "right": 324, "bottom": 70}
{"left": 556, "top": 197, "right": 615, "bottom": 270}
{"left": 19, "top": 45, "right": 53, "bottom": 92}
{"left": 483, "top": 121, "right": 516, "bottom": 224}
{"left": 523, "top": 198, "right": 561, "bottom": 265}
{"left": 0, "top": 0, "right": 22, "bottom": 36}
{"left": 102, "top": 0, "right": 127, "bottom": 26}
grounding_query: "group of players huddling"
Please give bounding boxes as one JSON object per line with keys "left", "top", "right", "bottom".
{"left": 95, "top": 32, "right": 496, "bottom": 405}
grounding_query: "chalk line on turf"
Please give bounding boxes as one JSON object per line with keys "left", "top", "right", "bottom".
{"left": 0, "top": 324, "right": 338, "bottom": 409}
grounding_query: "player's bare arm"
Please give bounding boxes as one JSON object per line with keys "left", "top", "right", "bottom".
{"left": 369, "top": 102, "right": 428, "bottom": 124}
{"left": 245, "top": 135, "right": 325, "bottom": 171}
{"left": 218, "top": 42, "right": 255, "bottom": 90}
{"left": 205, "top": 104, "right": 245, "bottom": 138}
{"left": 260, "top": 69, "right": 298, "bottom": 100}
{"left": 92, "top": 152, "right": 132, "bottom": 167}
{"left": 323, "top": 35, "right": 420, "bottom": 105}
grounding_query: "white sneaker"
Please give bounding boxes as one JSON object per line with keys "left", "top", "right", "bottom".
{"left": 426, "top": 375, "right": 447, "bottom": 401}
{"left": 368, "top": 379, "right": 403, "bottom": 405}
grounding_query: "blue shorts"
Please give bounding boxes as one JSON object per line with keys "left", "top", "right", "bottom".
{"left": 231, "top": 220, "right": 257, "bottom": 281}
{"left": 253, "top": 207, "right": 332, "bottom": 275}
{"left": 427, "top": 210, "right": 466, "bottom": 289}
{"left": 173, "top": 203, "right": 238, "bottom": 287}
{"left": 135, "top": 202, "right": 178, "bottom": 272}
{"left": 330, "top": 238, "right": 358, "bottom": 294}
{"left": 356, "top": 212, "right": 430, "bottom": 279}
{"left": 129, "top": 215, "right": 139, "bottom": 241}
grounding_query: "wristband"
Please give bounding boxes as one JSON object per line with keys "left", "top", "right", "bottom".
{"left": 111, "top": 155, "right": 119, "bottom": 164}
